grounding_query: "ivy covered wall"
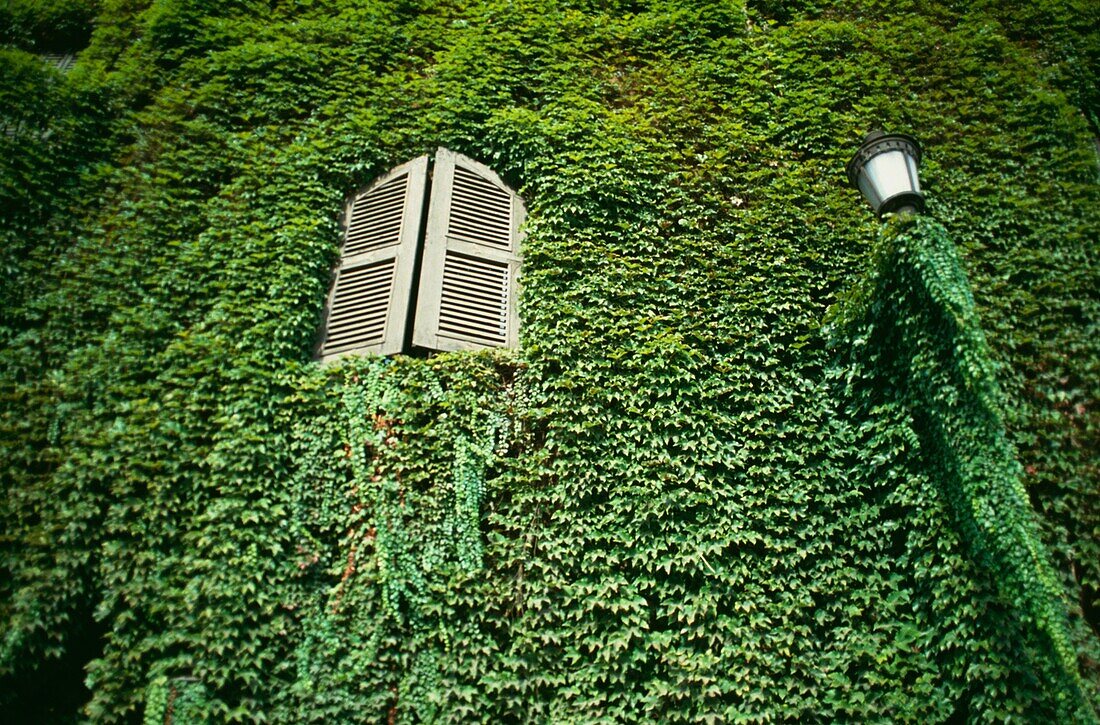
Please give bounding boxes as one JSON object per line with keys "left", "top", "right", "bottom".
{"left": 1, "top": 0, "right": 1097, "bottom": 721}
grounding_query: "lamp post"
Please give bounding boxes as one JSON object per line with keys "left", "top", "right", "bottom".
{"left": 846, "top": 130, "right": 925, "bottom": 218}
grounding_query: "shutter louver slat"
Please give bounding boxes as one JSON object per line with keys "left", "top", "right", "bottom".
{"left": 451, "top": 191, "right": 512, "bottom": 214}
{"left": 322, "top": 259, "right": 395, "bottom": 352}
{"left": 447, "top": 165, "right": 512, "bottom": 249}
{"left": 437, "top": 252, "right": 509, "bottom": 344}
{"left": 41, "top": 53, "right": 76, "bottom": 72}
{"left": 450, "top": 204, "right": 511, "bottom": 224}
{"left": 329, "top": 294, "right": 390, "bottom": 311}
{"left": 343, "top": 174, "right": 409, "bottom": 257}
{"left": 440, "top": 275, "right": 508, "bottom": 303}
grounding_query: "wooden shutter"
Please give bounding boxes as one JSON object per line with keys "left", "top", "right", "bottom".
{"left": 318, "top": 156, "right": 427, "bottom": 360}
{"left": 41, "top": 53, "right": 76, "bottom": 72}
{"left": 413, "top": 148, "right": 524, "bottom": 351}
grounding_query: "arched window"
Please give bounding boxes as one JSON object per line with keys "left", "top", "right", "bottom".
{"left": 317, "top": 148, "right": 524, "bottom": 361}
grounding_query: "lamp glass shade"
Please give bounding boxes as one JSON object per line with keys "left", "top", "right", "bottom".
{"left": 862, "top": 150, "right": 919, "bottom": 204}
{"left": 846, "top": 131, "right": 925, "bottom": 217}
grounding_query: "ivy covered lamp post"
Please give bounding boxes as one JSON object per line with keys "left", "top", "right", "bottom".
{"left": 846, "top": 130, "right": 925, "bottom": 217}
{"left": 837, "top": 128, "right": 1093, "bottom": 719}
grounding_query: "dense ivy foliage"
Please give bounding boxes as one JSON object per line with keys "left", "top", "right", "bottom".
{"left": 828, "top": 217, "right": 1091, "bottom": 720}
{"left": 1, "top": 0, "right": 1097, "bottom": 720}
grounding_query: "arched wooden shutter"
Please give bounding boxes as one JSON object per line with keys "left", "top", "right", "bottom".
{"left": 41, "top": 53, "right": 76, "bottom": 72}
{"left": 413, "top": 148, "right": 524, "bottom": 351}
{"left": 318, "top": 155, "right": 428, "bottom": 360}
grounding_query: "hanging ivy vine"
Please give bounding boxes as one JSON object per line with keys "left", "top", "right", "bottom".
{"left": 826, "top": 215, "right": 1093, "bottom": 721}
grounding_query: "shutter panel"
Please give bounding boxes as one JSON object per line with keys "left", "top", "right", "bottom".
{"left": 318, "top": 155, "right": 427, "bottom": 360}
{"left": 413, "top": 148, "right": 524, "bottom": 351}
{"left": 41, "top": 53, "right": 76, "bottom": 72}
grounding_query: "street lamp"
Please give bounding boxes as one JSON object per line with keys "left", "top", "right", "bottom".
{"left": 846, "top": 130, "right": 925, "bottom": 218}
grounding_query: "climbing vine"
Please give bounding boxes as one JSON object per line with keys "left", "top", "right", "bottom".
{"left": 827, "top": 215, "right": 1093, "bottom": 720}
{"left": 1, "top": 0, "right": 1097, "bottom": 721}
